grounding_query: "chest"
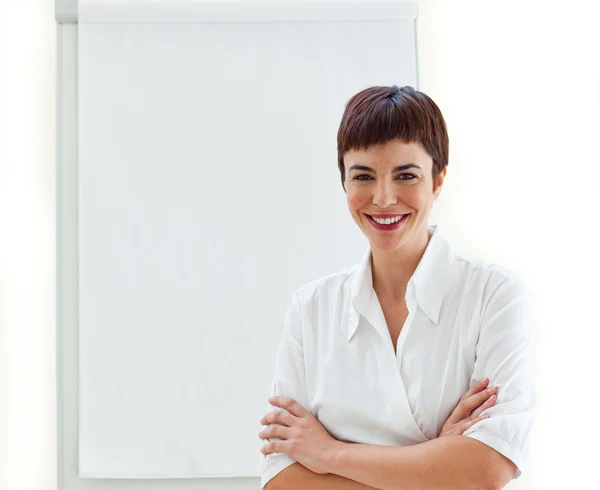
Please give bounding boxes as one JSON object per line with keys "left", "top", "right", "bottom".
{"left": 378, "top": 297, "right": 409, "bottom": 354}
{"left": 305, "top": 299, "right": 479, "bottom": 443}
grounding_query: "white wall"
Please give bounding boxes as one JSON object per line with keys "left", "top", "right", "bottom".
{"left": 419, "top": 1, "right": 600, "bottom": 488}
{"left": 0, "top": 0, "right": 57, "bottom": 489}
{"left": 1, "top": 0, "right": 599, "bottom": 488}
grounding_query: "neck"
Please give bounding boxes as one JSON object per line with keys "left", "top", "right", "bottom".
{"left": 370, "top": 227, "right": 432, "bottom": 302}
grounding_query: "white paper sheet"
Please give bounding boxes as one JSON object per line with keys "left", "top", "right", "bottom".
{"left": 78, "top": 0, "right": 418, "bottom": 478}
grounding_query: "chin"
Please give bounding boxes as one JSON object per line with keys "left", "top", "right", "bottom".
{"left": 369, "top": 235, "right": 409, "bottom": 250}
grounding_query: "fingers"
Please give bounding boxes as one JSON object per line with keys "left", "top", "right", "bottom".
{"left": 469, "top": 391, "right": 497, "bottom": 419}
{"left": 268, "top": 396, "right": 309, "bottom": 418}
{"left": 449, "top": 379, "right": 495, "bottom": 423}
{"left": 258, "top": 423, "right": 293, "bottom": 441}
{"left": 460, "top": 413, "right": 490, "bottom": 434}
{"left": 459, "top": 377, "right": 489, "bottom": 403}
{"left": 459, "top": 385, "right": 497, "bottom": 416}
{"left": 260, "top": 409, "right": 295, "bottom": 427}
{"left": 258, "top": 407, "right": 297, "bottom": 443}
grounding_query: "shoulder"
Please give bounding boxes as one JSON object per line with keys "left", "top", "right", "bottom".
{"left": 450, "top": 252, "right": 529, "bottom": 335}
{"left": 290, "top": 264, "right": 357, "bottom": 309}
{"left": 452, "top": 250, "right": 527, "bottom": 299}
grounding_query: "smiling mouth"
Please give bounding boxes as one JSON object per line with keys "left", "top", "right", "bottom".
{"left": 365, "top": 213, "right": 407, "bottom": 222}
{"left": 365, "top": 213, "right": 409, "bottom": 228}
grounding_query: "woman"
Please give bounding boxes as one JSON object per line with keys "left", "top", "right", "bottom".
{"left": 258, "top": 86, "right": 536, "bottom": 490}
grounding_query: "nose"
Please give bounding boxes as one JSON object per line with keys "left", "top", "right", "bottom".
{"left": 372, "top": 179, "right": 398, "bottom": 208}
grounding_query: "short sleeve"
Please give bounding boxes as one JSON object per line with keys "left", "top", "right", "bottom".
{"left": 462, "top": 269, "right": 537, "bottom": 480}
{"left": 260, "top": 291, "right": 311, "bottom": 490}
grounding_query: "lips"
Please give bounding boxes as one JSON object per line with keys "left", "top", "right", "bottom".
{"left": 365, "top": 213, "right": 409, "bottom": 230}
{"left": 365, "top": 213, "right": 407, "bottom": 221}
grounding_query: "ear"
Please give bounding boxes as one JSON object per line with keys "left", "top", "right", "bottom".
{"left": 433, "top": 167, "right": 447, "bottom": 199}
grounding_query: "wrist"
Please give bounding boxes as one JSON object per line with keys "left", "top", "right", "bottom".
{"left": 322, "top": 440, "right": 347, "bottom": 474}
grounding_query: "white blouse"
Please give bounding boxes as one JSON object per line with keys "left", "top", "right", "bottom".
{"left": 260, "top": 223, "right": 537, "bottom": 489}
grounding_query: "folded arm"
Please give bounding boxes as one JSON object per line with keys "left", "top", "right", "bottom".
{"left": 266, "top": 462, "right": 378, "bottom": 490}
{"left": 263, "top": 272, "right": 533, "bottom": 490}
{"left": 267, "top": 435, "right": 515, "bottom": 490}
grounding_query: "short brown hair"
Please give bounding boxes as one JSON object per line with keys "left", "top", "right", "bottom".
{"left": 337, "top": 85, "right": 449, "bottom": 191}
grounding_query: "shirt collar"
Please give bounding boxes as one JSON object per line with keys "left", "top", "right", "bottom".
{"left": 347, "top": 223, "right": 456, "bottom": 342}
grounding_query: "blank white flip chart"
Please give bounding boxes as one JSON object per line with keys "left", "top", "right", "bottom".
{"left": 77, "top": 0, "right": 418, "bottom": 478}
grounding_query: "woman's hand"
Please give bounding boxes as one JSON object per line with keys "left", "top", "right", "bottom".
{"left": 439, "top": 377, "right": 497, "bottom": 437}
{"left": 258, "top": 396, "right": 341, "bottom": 475}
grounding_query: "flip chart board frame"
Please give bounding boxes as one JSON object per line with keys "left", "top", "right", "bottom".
{"left": 56, "top": 1, "right": 420, "bottom": 488}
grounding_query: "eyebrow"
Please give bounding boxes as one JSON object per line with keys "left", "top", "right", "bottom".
{"left": 348, "top": 163, "right": 422, "bottom": 173}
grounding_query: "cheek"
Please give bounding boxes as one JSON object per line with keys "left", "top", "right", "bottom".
{"left": 404, "top": 187, "right": 430, "bottom": 206}
{"left": 347, "top": 191, "right": 370, "bottom": 211}
{"left": 346, "top": 186, "right": 372, "bottom": 209}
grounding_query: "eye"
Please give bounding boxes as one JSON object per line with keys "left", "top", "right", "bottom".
{"left": 352, "top": 174, "right": 417, "bottom": 181}
{"left": 399, "top": 174, "right": 417, "bottom": 180}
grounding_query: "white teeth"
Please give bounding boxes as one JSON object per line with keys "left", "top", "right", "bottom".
{"left": 372, "top": 215, "right": 405, "bottom": 225}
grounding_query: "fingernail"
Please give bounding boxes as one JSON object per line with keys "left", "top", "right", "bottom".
{"left": 487, "top": 386, "right": 496, "bottom": 393}
{"left": 481, "top": 377, "right": 488, "bottom": 384}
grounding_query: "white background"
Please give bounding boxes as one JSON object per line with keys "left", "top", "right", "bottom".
{"left": 1, "top": 0, "right": 599, "bottom": 488}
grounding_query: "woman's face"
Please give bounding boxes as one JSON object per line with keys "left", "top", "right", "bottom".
{"left": 343, "top": 138, "right": 446, "bottom": 252}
